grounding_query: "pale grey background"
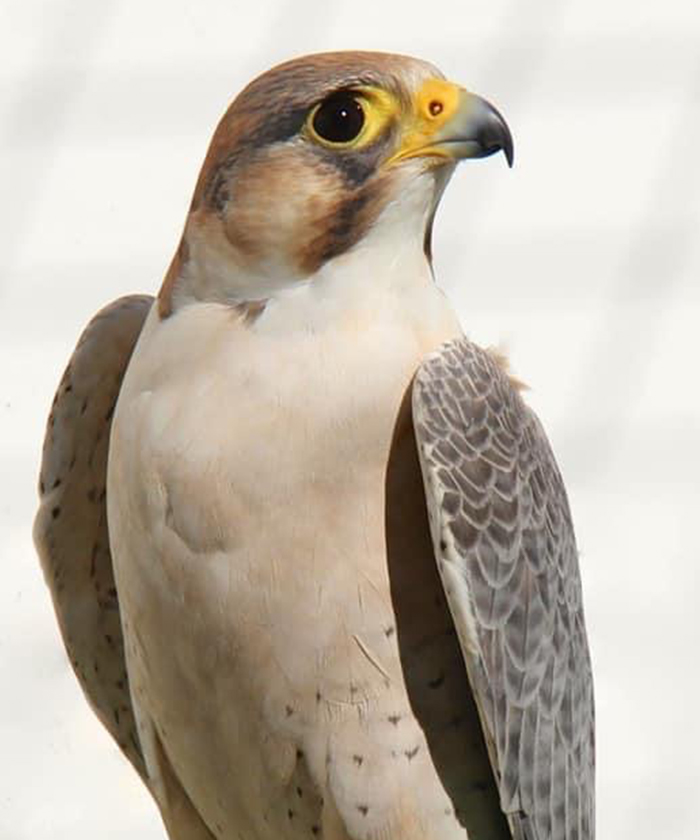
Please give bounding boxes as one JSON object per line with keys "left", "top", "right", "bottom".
{"left": 1, "top": 0, "right": 699, "bottom": 837}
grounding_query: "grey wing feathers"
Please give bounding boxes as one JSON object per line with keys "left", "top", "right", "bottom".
{"left": 412, "top": 337, "right": 595, "bottom": 840}
{"left": 34, "top": 294, "right": 153, "bottom": 779}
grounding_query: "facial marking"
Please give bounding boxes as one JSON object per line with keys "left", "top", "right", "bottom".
{"left": 219, "top": 142, "right": 392, "bottom": 278}
{"left": 159, "top": 52, "right": 450, "bottom": 316}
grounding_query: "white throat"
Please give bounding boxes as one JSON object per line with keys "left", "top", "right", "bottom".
{"left": 261, "top": 172, "right": 438, "bottom": 332}
{"left": 175, "top": 166, "right": 455, "bottom": 337}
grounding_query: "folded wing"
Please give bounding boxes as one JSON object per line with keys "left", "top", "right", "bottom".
{"left": 412, "top": 338, "right": 595, "bottom": 840}
{"left": 33, "top": 294, "right": 153, "bottom": 779}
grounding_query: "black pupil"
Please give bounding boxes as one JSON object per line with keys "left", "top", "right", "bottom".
{"left": 312, "top": 93, "right": 365, "bottom": 143}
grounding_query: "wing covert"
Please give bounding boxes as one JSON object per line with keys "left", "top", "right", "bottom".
{"left": 412, "top": 337, "right": 595, "bottom": 840}
{"left": 34, "top": 294, "right": 153, "bottom": 779}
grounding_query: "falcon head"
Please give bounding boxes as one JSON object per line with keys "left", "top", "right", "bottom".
{"left": 159, "top": 51, "right": 512, "bottom": 316}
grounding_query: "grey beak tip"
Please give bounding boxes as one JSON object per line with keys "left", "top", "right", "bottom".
{"left": 505, "top": 141, "right": 514, "bottom": 168}
{"left": 478, "top": 99, "right": 514, "bottom": 169}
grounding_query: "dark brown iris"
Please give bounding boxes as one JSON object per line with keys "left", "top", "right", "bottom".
{"left": 312, "top": 92, "right": 365, "bottom": 143}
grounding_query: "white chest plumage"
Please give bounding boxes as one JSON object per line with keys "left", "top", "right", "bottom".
{"left": 107, "top": 252, "right": 477, "bottom": 839}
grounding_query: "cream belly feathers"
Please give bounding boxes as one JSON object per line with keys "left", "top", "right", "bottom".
{"left": 108, "top": 195, "right": 488, "bottom": 839}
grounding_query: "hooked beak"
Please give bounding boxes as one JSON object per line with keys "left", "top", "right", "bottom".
{"left": 391, "top": 82, "right": 514, "bottom": 168}
{"left": 431, "top": 90, "right": 514, "bottom": 167}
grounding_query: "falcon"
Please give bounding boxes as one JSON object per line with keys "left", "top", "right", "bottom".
{"left": 35, "top": 51, "right": 594, "bottom": 840}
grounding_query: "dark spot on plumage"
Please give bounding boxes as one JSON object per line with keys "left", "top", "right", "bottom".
{"left": 105, "top": 404, "right": 115, "bottom": 422}
{"left": 80, "top": 399, "right": 88, "bottom": 415}
{"left": 296, "top": 748, "right": 304, "bottom": 760}
{"left": 388, "top": 714, "right": 401, "bottom": 726}
{"left": 234, "top": 299, "right": 267, "bottom": 325}
{"left": 353, "top": 754, "right": 363, "bottom": 766}
{"left": 285, "top": 704, "right": 294, "bottom": 717}
{"left": 51, "top": 506, "right": 61, "bottom": 520}
{"left": 405, "top": 745, "right": 420, "bottom": 761}
{"left": 287, "top": 809, "right": 294, "bottom": 820}
{"left": 357, "top": 805, "right": 369, "bottom": 816}
{"left": 39, "top": 478, "right": 45, "bottom": 494}
{"left": 384, "top": 625, "right": 395, "bottom": 638}
{"left": 296, "top": 786, "right": 303, "bottom": 798}
{"left": 311, "top": 826, "right": 320, "bottom": 836}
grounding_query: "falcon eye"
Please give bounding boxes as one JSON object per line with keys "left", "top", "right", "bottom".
{"left": 311, "top": 93, "right": 365, "bottom": 145}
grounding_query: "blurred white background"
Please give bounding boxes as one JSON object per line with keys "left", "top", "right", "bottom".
{"left": 1, "top": 0, "right": 699, "bottom": 837}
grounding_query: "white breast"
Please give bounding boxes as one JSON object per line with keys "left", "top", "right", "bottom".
{"left": 107, "top": 200, "right": 467, "bottom": 839}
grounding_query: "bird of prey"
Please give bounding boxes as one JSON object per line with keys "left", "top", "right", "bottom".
{"left": 35, "top": 51, "right": 594, "bottom": 840}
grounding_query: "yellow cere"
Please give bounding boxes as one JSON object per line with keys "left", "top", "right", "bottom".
{"left": 305, "top": 86, "right": 400, "bottom": 150}
{"left": 389, "top": 79, "right": 464, "bottom": 164}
